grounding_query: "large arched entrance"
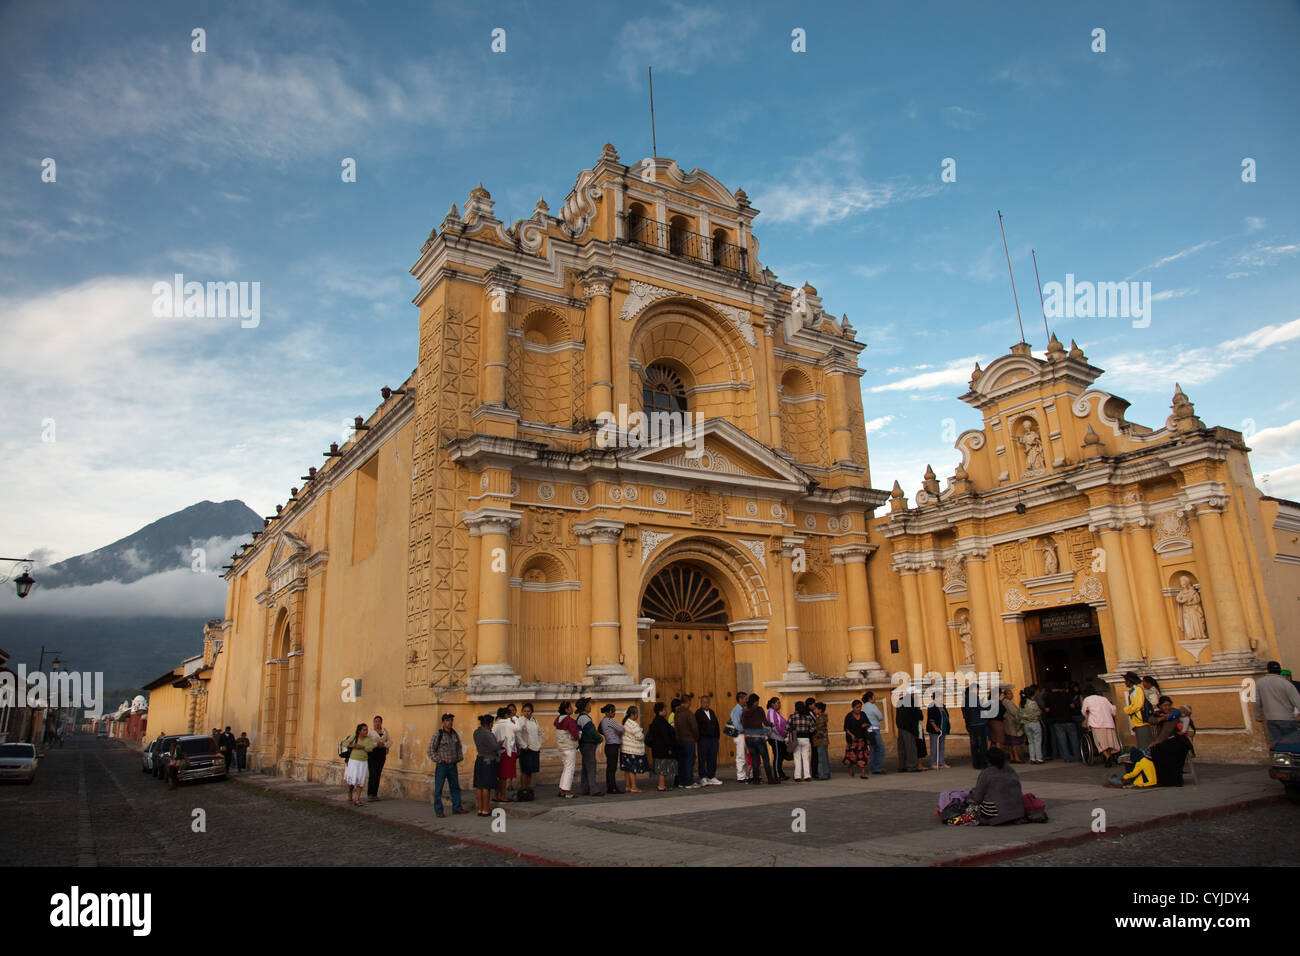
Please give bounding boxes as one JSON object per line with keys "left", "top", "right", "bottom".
{"left": 638, "top": 562, "right": 736, "bottom": 706}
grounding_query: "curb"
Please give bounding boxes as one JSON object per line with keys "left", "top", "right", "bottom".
{"left": 230, "top": 775, "right": 576, "bottom": 867}
{"left": 934, "top": 793, "right": 1285, "bottom": 866}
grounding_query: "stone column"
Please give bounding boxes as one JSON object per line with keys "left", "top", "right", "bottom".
{"left": 574, "top": 518, "right": 632, "bottom": 685}
{"left": 1095, "top": 523, "right": 1144, "bottom": 670}
{"left": 780, "top": 536, "right": 807, "bottom": 680}
{"left": 1129, "top": 525, "right": 1178, "bottom": 665}
{"left": 581, "top": 268, "right": 616, "bottom": 422}
{"left": 960, "top": 549, "right": 999, "bottom": 672}
{"left": 920, "top": 562, "right": 956, "bottom": 673}
{"left": 824, "top": 365, "right": 854, "bottom": 464}
{"left": 479, "top": 266, "right": 518, "bottom": 408}
{"left": 898, "top": 563, "right": 927, "bottom": 673}
{"left": 1195, "top": 501, "right": 1253, "bottom": 659}
{"left": 463, "top": 508, "right": 523, "bottom": 689}
{"left": 832, "top": 543, "right": 884, "bottom": 678}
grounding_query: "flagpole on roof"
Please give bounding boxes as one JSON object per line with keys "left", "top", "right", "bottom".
{"left": 998, "top": 210, "right": 1026, "bottom": 345}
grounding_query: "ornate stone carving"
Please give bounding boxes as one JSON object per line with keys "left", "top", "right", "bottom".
{"left": 641, "top": 529, "right": 672, "bottom": 564}
{"left": 1155, "top": 510, "right": 1189, "bottom": 540}
{"left": 956, "top": 610, "right": 974, "bottom": 665}
{"left": 1015, "top": 417, "right": 1045, "bottom": 474}
{"left": 996, "top": 542, "right": 1023, "bottom": 579}
{"left": 771, "top": 503, "right": 785, "bottom": 519}
{"left": 608, "top": 486, "right": 623, "bottom": 503}
{"left": 826, "top": 516, "right": 840, "bottom": 533}
{"left": 687, "top": 487, "right": 726, "bottom": 528}
{"left": 745, "top": 500, "right": 758, "bottom": 517}
{"left": 623, "top": 484, "right": 639, "bottom": 502}
{"left": 804, "top": 513, "right": 816, "bottom": 530}
{"left": 652, "top": 488, "right": 667, "bottom": 506}
{"left": 618, "top": 280, "right": 756, "bottom": 346}
{"left": 1175, "top": 575, "right": 1208, "bottom": 644}
{"left": 1004, "top": 587, "right": 1046, "bottom": 611}
{"left": 737, "top": 538, "right": 767, "bottom": 569}
{"left": 1037, "top": 538, "right": 1059, "bottom": 576}
{"left": 1067, "top": 528, "right": 1095, "bottom": 570}
{"left": 537, "top": 482, "right": 555, "bottom": 502}
{"left": 571, "top": 486, "right": 589, "bottom": 505}
{"left": 943, "top": 554, "right": 967, "bottom": 587}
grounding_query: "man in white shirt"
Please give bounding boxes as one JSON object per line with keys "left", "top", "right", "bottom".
{"left": 730, "top": 690, "right": 749, "bottom": 781}
{"left": 862, "top": 692, "right": 886, "bottom": 775}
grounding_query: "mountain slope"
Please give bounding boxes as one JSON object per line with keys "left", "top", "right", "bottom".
{"left": 37, "top": 499, "right": 261, "bottom": 587}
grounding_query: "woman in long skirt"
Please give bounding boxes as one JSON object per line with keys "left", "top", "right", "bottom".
{"left": 619, "top": 705, "right": 649, "bottom": 793}
{"left": 842, "top": 699, "right": 872, "bottom": 778}
{"left": 472, "top": 713, "right": 501, "bottom": 816}
{"left": 343, "top": 723, "right": 375, "bottom": 806}
{"left": 553, "top": 700, "right": 580, "bottom": 798}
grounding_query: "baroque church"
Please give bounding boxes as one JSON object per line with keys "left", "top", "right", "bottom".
{"left": 203, "top": 145, "right": 1299, "bottom": 789}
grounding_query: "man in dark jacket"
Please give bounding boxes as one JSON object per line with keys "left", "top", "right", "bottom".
{"left": 218, "top": 726, "right": 237, "bottom": 771}
{"left": 896, "top": 690, "right": 923, "bottom": 772}
{"left": 963, "top": 683, "right": 990, "bottom": 769}
{"left": 674, "top": 693, "right": 701, "bottom": 789}
{"left": 695, "top": 695, "right": 722, "bottom": 786}
{"left": 1043, "top": 684, "right": 1079, "bottom": 762}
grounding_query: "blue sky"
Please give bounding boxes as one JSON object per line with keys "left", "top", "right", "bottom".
{"left": 2, "top": 0, "right": 1298, "bottom": 561}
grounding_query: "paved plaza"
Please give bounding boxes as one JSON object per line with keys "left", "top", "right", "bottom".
{"left": 5, "top": 736, "right": 1291, "bottom": 867}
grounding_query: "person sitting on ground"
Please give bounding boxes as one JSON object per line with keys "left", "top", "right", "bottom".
{"left": 1148, "top": 712, "right": 1194, "bottom": 787}
{"left": 950, "top": 747, "right": 1025, "bottom": 825}
{"left": 1110, "top": 747, "right": 1157, "bottom": 788}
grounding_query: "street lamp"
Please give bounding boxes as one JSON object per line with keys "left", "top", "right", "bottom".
{"left": 0, "top": 558, "right": 36, "bottom": 598}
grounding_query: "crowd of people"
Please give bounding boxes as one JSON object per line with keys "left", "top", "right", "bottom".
{"left": 327, "top": 661, "right": 1300, "bottom": 815}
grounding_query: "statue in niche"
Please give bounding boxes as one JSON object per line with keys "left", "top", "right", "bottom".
{"left": 1016, "top": 419, "right": 1045, "bottom": 472}
{"left": 957, "top": 614, "right": 975, "bottom": 665}
{"left": 1175, "top": 575, "right": 1208, "bottom": 644}
{"left": 1038, "top": 539, "right": 1059, "bottom": 576}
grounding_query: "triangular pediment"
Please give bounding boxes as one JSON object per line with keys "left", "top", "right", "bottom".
{"left": 619, "top": 418, "right": 809, "bottom": 488}
{"left": 266, "top": 531, "right": 310, "bottom": 576}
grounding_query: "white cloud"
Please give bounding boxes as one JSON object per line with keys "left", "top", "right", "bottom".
{"left": 0, "top": 567, "right": 226, "bottom": 618}
{"left": 0, "top": 276, "right": 381, "bottom": 557}
{"left": 864, "top": 415, "right": 894, "bottom": 434}
{"left": 851, "top": 264, "right": 890, "bottom": 280}
{"left": 1245, "top": 217, "right": 1267, "bottom": 232}
{"left": 1248, "top": 418, "right": 1300, "bottom": 458}
{"left": 1230, "top": 240, "right": 1300, "bottom": 270}
{"left": 1101, "top": 317, "right": 1300, "bottom": 389}
{"left": 870, "top": 356, "right": 980, "bottom": 393}
{"left": 752, "top": 136, "right": 940, "bottom": 228}
{"left": 1128, "top": 240, "right": 1217, "bottom": 278}
{"left": 1257, "top": 462, "right": 1300, "bottom": 501}
{"left": 942, "top": 106, "right": 983, "bottom": 130}
{"left": 1151, "top": 287, "right": 1197, "bottom": 302}
{"left": 611, "top": 3, "right": 749, "bottom": 86}
{"left": 11, "top": 43, "right": 514, "bottom": 169}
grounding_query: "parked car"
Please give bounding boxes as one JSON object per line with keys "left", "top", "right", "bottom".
{"left": 0, "top": 742, "right": 38, "bottom": 784}
{"left": 1269, "top": 728, "right": 1300, "bottom": 805}
{"left": 151, "top": 735, "right": 182, "bottom": 779}
{"left": 165, "top": 735, "right": 228, "bottom": 788}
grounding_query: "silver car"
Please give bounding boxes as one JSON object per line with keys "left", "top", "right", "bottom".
{"left": 0, "top": 742, "right": 38, "bottom": 784}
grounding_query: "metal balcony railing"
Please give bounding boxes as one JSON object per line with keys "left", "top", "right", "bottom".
{"left": 625, "top": 216, "right": 750, "bottom": 276}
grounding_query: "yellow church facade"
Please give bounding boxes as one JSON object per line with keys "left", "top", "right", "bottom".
{"left": 206, "top": 146, "right": 1297, "bottom": 791}
{"left": 878, "top": 339, "right": 1300, "bottom": 757}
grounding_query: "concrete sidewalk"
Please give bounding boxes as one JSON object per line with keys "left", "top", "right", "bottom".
{"left": 230, "top": 757, "right": 1282, "bottom": 866}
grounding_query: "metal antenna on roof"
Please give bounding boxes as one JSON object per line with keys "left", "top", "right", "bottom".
{"left": 998, "top": 210, "right": 1026, "bottom": 345}
{"left": 648, "top": 66, "right": 658, "bottom": 157}
{"left": 1032, "top": 249, "right": 1051, "bottom": 346}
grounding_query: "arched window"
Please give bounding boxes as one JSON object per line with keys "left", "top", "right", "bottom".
{"left": 668, "top": 215, "right": 689, "bottom": 256}
{"left": 711, "top": 228, "right": 727, "bottom": 266}
{"left": 643, "top": 363, "right": 688, "bottom": 414}
{"left": 626, "top": 202, "right": 646, "bottom": 243}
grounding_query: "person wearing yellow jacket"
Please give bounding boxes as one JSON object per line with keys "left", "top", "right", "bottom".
{"left": 1123, "top": 671, "right": 1151, "bottom": 750}
{"left": 1121, "top": 754, "right": 1157, "bottom": 788}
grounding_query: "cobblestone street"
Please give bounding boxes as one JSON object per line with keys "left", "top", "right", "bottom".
{"left": 0, "top": 736, "right": 528, "bottom": 867}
